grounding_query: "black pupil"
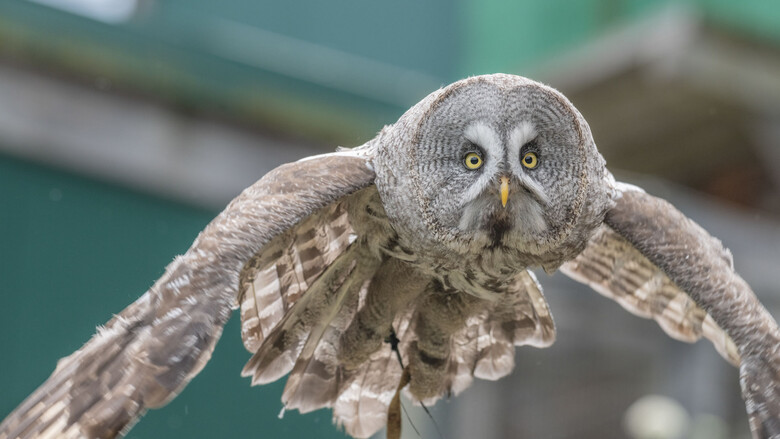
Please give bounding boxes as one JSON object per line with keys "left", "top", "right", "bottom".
{"left": 525, "top": 155, "right": 533, "bottom": 164}
{"left": 470, "top": 156, "right": 479, "bottom": 165}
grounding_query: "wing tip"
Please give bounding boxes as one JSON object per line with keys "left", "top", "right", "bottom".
{"left": 242, "top": 351, "right": 296, "bottom": 386}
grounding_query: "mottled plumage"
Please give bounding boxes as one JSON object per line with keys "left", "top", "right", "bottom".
{"left": 1, "top": 74, "right": 778, "bottom": 439}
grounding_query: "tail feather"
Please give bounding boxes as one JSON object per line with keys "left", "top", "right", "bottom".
{"left": 445, "top": 315, "right": 480, "bottom": 396}
{"left": 472, "top": 318, "right": 515, "bottom": 381}
{"left": 438, "top": 270, "right": 556, "bottom": 401}
{"left": 333, "top": 310, "right": 415, "bottom": 439}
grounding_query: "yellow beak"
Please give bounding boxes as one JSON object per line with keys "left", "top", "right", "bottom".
{"left": 500, "top": 176, "right": 509, "bottom": 208}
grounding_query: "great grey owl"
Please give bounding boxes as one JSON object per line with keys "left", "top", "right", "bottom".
{"left": 1, "top": 74, "right": 778, "bottom": 439}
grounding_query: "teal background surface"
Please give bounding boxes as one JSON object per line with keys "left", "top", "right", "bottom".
{"left": 0, "top": 154, "right": 348, "bottom": 438}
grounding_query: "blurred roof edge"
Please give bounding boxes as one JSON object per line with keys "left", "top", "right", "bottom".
{"left": 0, "top": 5, "right": 416, "bottom": 147}
{"left": 533, "top": 4, "right": 780, "bottom": 112}
{"left": 0, "top": 60, "right": 329, "bottom": 209}
{"left": 528, "top": 4, "right": 780, "bottom": 217}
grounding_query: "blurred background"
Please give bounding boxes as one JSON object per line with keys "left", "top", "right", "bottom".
{"left": 1, "top": 0, "right": 780, "bottom": 438}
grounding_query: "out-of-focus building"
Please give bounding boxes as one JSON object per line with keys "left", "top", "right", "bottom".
{"left": 1, "top": 1, "right": 779, "bottom": 438}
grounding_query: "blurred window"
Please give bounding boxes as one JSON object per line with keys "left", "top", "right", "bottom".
{"left": 27, "top": 0, "right": 137, "bottom": 23}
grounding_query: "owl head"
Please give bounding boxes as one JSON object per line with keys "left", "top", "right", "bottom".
{"left": 374, "top": 74, "right": 614, "bottom": 267}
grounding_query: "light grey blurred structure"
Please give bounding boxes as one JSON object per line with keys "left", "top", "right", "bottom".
{"left": 0, "top": 62, "right": 326, "bottom": 208}
{"left": 1, "top": 3, "right": 779, "bottom": 439}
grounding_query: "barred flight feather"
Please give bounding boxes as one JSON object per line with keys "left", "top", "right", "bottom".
{"left": 561, "top": 224, "right": 740, "bottom": 366}
{"left": 241, "top": 242, "right": 365, "bottom": 385}
{"left": 238, "top": 202, "right": 355, "bottom": 353}
{"left": 281, "top": 266, "right": 378, "bottom": 412}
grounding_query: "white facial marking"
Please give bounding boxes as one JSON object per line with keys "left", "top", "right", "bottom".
{"left": 505, "top": 121, "right": 548, "bottom": 205}
{"left": 507, "top": 121, "right": 537, "bottom": 159}
{"left": 516, "top": 174, "right": 550, "bottom": 205}
{"left": 460, "top": 122, "right": 503, "bottom": 208}
{"left": 464, "top": 122, "right": 502, "bottom": 160}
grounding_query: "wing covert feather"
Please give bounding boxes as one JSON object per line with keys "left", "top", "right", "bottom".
{"left": 561, "top": 224, "right": 740, "bottom": 365}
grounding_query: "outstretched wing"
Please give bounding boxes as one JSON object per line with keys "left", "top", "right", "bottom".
{"left": 0, "top": 148, "right": 376, "bottom": 439}
{"left": 562, "top": 181, "right": 780, "bottom": 439}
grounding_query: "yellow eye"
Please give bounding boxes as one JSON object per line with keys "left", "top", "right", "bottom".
{"left": 464, "top": 152, "right": 483, "bottom": 170}
{"left": 522, "top": 152, "right": 538, "bottom": 169}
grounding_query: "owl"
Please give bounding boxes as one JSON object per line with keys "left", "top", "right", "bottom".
{"left": 1, "top": 74, "right": 778, "bottom": 439}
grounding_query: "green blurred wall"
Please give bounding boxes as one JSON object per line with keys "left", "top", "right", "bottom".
{"left": 458, "top": 0, "right": 664, "bottom": 75}
{"left": 0, "top": 154, "right": 348, "bottom": 438}
{"left": 457, "top": 0, "right": 780, "bottom": 76}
